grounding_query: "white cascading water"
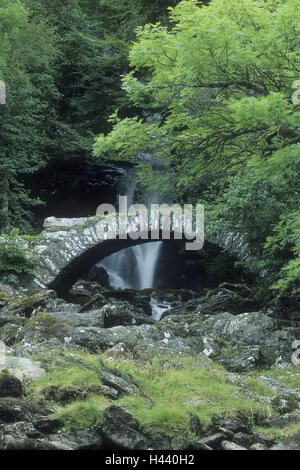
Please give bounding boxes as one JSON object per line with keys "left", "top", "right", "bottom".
{"left": 98, "top": 161, "right": 163, "bottom": 290}
{"left": 131, "top": 242, "right": 162, "bottom": 290}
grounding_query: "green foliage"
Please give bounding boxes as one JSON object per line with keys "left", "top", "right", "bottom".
{"left": 265, "top": 211, "right": 300, "bottom": 293}
{"left": 0, "top": 0, "right": 181, "bottom": 231}
{"left": 0, "top": 229, "right": 37, "bottom": 278}
{"left": 94, "top": 0, "right": 300, "bottom": 293}
{"left": 0, "top": 0, "right": 59, "bottom": 231}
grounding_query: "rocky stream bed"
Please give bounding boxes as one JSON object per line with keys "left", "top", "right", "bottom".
{"left": 0, "top": 279, "right": 299, "bottom": 451}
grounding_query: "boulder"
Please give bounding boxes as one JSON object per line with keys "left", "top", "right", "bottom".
{"left": 0, "top": 372, "right": 23, "bottom": 398}
{"left": 195, "top": 287, "right": 258, "bottom": 316}
{"left": 0, "top": 398, "right": 51, "bottom": 423}
{"left": 101, "top": 406, "right": 147, "bottom": 449}
{"left": 23, "top": 312, "right": 71, "bottom": 342}
{"left": 32, "top": 417, "right": 62, "bottom": 434}
{"left": 1, "top": 290, "right": 57, "bottom": 317}
{"left": 0, "top": 324, "right": 24, "bottom": 346}
{"left": 69, "top": 280, "right": 105, "bottom": 305}
{"left": 0, "top": 355, "right": 45, "bottom": 382}
{"left": 70, "top": 325, "right": 139, "bottom": 352}
{"left": 221, "top": 440, "right": 247, "bottom": 450}
{"left": 101, "top": 302, "right": 154, "bottom": 328}
{"left": 100, "top": 371, "right": 139, "bottom": 396}
{"left": 85, "top": 265, "right": 110, "bottom": 287}
{"left": 196, "top": 432, "right": 226, "bottom": 450}
{"left": 0, "top": 427, "right": 103, "bottom": 450}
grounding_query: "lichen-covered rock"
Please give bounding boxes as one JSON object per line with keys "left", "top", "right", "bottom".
{"left": 271, "top": 439, "right": 300, "bottom": 451}
{"left": 159, "top": 311, "right": 297, "bottom": 367}
{"left": 132, "top": 337, "right": 195, "bottom": 360}
{"left": 0, "top": 323, "right": 24, "bottom": 346}
{"left": 1, "top": 290, "right": 57, "bottom": 317}
{"left": 1, "top": 355, "right": 45, "bottom": 382}
{"left": 47, "top": 309, "right": 105, "bottom": 328}
{"left": 101, "top": 302, "right": 154, "bottom": 328}
{"left": 195, "top": 287, "right": 259, "bottom": 315}
{"left": 131, "top": 323, "right": 197, "bottom": 359}
{"left": 70, "top": 325, "right": 139, "bottom": 352}
{"left": 0, "top": 314, "right": 26, "bottom": 329}
{"left": 0, "top": 283, "right": 23, "bottom": 309}
{"left": 23, "top": 312, "right": 72, "bottom": 342}
{"left": 102, "top": 342, "right": 132, "bottom": 361}
{"left": 271, "top": 395, "right": 299, "bottom": 414}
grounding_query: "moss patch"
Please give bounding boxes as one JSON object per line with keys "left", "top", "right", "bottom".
{"left": 54, "top": 396, "right": 108, "bottom": 431}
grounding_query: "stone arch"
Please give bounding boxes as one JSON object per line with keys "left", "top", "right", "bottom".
{"left": 30, "top": 216, "right": 203, "bottom": 295}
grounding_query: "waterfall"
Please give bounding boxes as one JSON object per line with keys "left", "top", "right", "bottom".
{"left": 97, "top": 162, "right": 162, "bottom": 290}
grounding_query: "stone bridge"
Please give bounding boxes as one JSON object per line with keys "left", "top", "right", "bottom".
{"left": 27, "top": 216, "right": 248, "bottom": 295}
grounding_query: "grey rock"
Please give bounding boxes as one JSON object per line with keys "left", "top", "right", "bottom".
{"left": 98, "top": 384, "right": 119, "bottom": 399}
{"left": 48, "top": 309, "right": 105, "bottom": 328}
{"left": 23, "top": 312, "right": 72, "bottom": 343}
{"left": 70, "top": 325, "right": 139, "bottom": 352}
{"left": 195, "top": 288, "right": 258, "bottom": 316}
{"left": 221, "top": 440, "right": 247, "bottom": 450}
{"left": 251, "top": 432, "right": 275, "bottom": 448}
{"left": 46, "top": 429, "right": 104, "bottom": 450}
{"left": 100, "top": 371, "right": 139, "bottom": 396}
{"left": 171, "top": 436, "right": 195, "bottom": 450}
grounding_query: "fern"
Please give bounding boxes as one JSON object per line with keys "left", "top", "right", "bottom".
{"left": 0, "top": 229, "right": 38, "bottom": 279}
